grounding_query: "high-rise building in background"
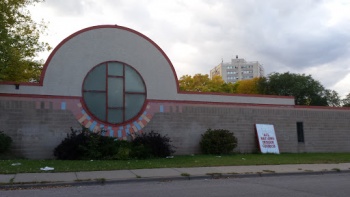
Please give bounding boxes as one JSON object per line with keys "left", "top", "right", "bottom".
{"left": 210, "top": 55, "right": 264, "bottom": 83}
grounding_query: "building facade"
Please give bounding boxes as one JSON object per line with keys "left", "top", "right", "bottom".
{"left": 210, "top": 56, "right": 265, "bottom": 83}
{"left": 0, "top": 25, "right": 350, "bottom": 159}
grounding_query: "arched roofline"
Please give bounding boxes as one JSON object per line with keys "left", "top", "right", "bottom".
{"left": 1, "top": 25, "right": 180, "bottom": 92}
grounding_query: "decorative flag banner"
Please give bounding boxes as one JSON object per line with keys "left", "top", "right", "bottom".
{"left": 255, "top": 124, "right": 280, "bottom": 154}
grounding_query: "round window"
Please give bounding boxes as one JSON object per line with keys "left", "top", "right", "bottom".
{"left": 82, "top": 61, "right": 146, "bottom": 124}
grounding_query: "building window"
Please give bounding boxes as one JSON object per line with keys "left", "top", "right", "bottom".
{"left": 297, "top": 122, "right": 304, "bottom": 143}
{"left": 82, "top": 61, "right": 146, "bottom": 125}
{"left": 242, "top": 70, "right": 253, "bottom": 74}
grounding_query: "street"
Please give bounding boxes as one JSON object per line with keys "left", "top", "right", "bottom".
{"left": 2, "top": 173, "right": 350, "bottom": 197}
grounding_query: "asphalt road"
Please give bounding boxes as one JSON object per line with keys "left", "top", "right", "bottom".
{"left": 2, "top": 173, "right": 350, "bottom": 197}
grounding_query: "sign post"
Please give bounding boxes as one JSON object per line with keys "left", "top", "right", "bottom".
{"left": 255, "top": 124, "right": 280, "bottom": 154}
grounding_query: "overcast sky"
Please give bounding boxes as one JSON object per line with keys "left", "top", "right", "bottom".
{"left": 29, "top": 0, "right": 350, "bottom": 97}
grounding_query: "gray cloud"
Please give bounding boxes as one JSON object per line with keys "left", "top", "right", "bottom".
{"left": 35, "top": 0, "right": 350, "bottom": 95}
{"left": 44, "top": 0, "right": 87, "bottom": 15}
{"left": 182, "top": 0, "right": 350, "bottom": 88}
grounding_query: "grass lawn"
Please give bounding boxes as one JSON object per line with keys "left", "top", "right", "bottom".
{"left": 1, "top": 153, "right": 350, "bottom": 174}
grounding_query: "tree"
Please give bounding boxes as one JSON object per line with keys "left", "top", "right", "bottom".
{"left": 220, "top": 82, "right": 238, "bottom": 93}
{"left": 261, "top": 72, "right": 328, "bottom": 106}
{"left": 179, "top": 72, "right": 340, "bottom": 107}
{"left": 342, "top": 93, "right": 350, "bottom": 107}
{"left": 324, "top": 89, "right": 341, "bottom": 107}
{"left": 0, "top": 0, "right": 50, "bottom": 82}
{"left": 179, "top": 74, "right": 227, "bottom": 92}
{"left": 235, "top": 77, "right": 262, "bottom": 94}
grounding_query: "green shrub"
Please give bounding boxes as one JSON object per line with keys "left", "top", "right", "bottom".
{"left": 54, "top": 127, "right": 119, "bottom": 160}
{"left": 131, "top": 131, "right": 175, "bottom": 159}
{"left": 115, "top": 140, "right": 132, "bottom": 160}
{"left": 54, "top": 127, "right": 88, "bottom": 160}
{"left": 200, "top": 128, "right": 237, "bottom": 154}
{"left": 54, "top": 128, "right": 175, "bottom": 160}
{"left": 80, "top": 132, "right": 119, "bottom": 160}
{"left": 0, "top": 131, "right": 12, "bottom": 154}
{"left": 130, "top": 144, "right": 152, "bottom": 159}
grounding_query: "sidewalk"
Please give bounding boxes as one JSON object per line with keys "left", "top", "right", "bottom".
{"left": 1, "top": 163, "right": 350, "bottom": 188}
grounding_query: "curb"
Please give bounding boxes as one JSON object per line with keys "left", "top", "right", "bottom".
{"left": 1, "top": 170, "right": 350, "bottom": 190}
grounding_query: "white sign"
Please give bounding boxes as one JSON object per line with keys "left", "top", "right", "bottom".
{"left": 255, "top": 124, "right": 280, "bottom": 154}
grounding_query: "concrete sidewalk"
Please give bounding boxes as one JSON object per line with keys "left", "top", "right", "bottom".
{"left": 1, "top": 163, "right": 350, "bottom": 188}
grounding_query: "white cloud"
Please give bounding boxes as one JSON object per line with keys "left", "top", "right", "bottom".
{"left": 28, "top": 0, "right": 350, "bottom": 97}
{"left": 333, "top": 73, "right": 350, "bottom": 97}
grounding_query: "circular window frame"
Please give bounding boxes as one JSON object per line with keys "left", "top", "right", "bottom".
{"left": 81, "top": 61, "right": 147, "bottom": 126}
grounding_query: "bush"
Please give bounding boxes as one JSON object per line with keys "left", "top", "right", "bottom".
{"left": 200, "top": 128, "right": 237, "bottom": 155}
{"left": 54, "top": 127, "right": 119, "bottom": 160}
{"left": 131, "top": 131, "right": 175, "bottom": 159}
{"left": 80, "top": 131, "right": 119, "bottom": 160}
{"left": 114, "top": 140, "right": 132, "bottom": 160}
{"left": 54, "top": 127, "right": 88, "bottom": 160}
{"left": 54, "top": 128, "right": 175, "bottom": 160}
{"left": 0, "top": 131, "right": 12, "bottom": 154}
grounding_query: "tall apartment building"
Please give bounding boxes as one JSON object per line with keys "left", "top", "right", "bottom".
{"left": 210, "top": 55, "right": 264, "bottom": 83}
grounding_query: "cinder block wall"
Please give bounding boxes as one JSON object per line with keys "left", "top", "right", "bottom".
{"left": 143, "top": 105, "right": 350, "bottom": 155}
{"left": 0, "top": 100, "right": 81, "bottom": 159}
{"left": 1, "top": 98, "right": 350, "bottom": 159}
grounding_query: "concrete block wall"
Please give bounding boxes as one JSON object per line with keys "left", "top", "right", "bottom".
{"left": 0, "top": 99, "right": 81, "bottom": 159}
{"left": 1, "top": 97, "right": 350, "bottom": 159}
{"left": 143, "top": 105, "right": 350, "bottom": 155}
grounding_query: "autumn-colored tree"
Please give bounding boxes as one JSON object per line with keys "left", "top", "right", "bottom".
{"left": 0, "top": 0, "right": 50, "bottom": 82}
{"left": 179, "top": 72, "right": 340, "bottom": 107}
{"left": 220, "top": 82, "right": 238, "bottom": 93}
{"left": 179, "top": 74, "right": 239, "bottom": 93}
{"left": 210, "top": 75, "right": 227, "bottom": 92}
{"left": 235, "top": 77, "right": 261, "bottom": 94}
{"left": 179, "top": 74, "right": 226, "bottom": 92}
